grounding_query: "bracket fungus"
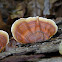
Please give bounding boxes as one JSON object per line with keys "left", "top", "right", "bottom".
{"left": 0, "top": 30, "right": 9, "bottom": 52}
{"left": 11, "top": 16, "right": 58, "bottom": 44}
{"left": 59, "top": 41, "right": 62, "bottom": 55}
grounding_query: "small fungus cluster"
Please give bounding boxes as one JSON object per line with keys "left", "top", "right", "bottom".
{"left": 0, "top": 16, "right": 58, "bottom": 52}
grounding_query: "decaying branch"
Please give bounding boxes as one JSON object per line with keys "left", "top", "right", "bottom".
{"left": 0, "top": 29, "right": 62, "bottom": 60}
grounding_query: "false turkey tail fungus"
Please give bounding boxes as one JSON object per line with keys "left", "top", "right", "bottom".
{"left": 11, "top": 16, "right": 58, "bottom": 44}
{"left": 0, "top": 30, "right": 9, "bottom": 52}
